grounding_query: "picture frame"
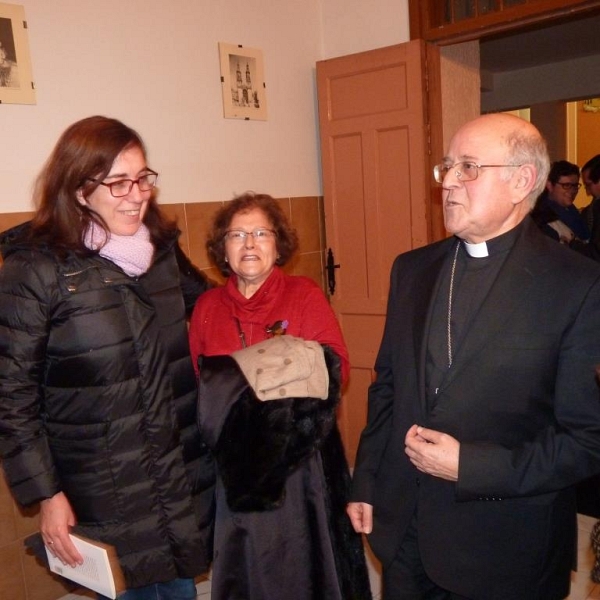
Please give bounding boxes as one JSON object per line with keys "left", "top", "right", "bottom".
{"left": 582, "top": 98, "right": 600, "bottom": 114}
{"left": 218, "top": 42, "right": 267, "bottom": 121}
{"left": 0, "top": 2, "right": 35, "bottom": 104}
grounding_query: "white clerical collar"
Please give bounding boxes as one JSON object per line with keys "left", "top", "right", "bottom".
{"left": 463, "top": 240, "right": 489, "bottom": 257}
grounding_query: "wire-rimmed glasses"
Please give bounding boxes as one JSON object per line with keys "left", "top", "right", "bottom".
{"left": 224, "top": 228, "right": 277, "bottom": 243}
{"left": 433, "top": 161, "right": 521, "bottom": 184}
{"left": 89, "top": 170, "right": 159, "bottom": 198}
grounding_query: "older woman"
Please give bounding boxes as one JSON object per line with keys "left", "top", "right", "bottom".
{"left": 0, "top": 116, "right": 213, "bottom": 600}
{"left": 189, "top": 192, "right": 371, "bottom": 600}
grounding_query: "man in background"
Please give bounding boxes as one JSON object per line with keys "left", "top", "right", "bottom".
{"left": 531, "top": 159, "right": 589, "bottom": 244}
{"left": 578, "top": 154, "right": 600, "bottom": 260}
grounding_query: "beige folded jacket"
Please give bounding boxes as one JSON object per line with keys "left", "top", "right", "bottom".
{"left": 231, "top": 335, "right": 329, "bottom": 401}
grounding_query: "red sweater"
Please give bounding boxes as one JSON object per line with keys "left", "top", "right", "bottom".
{"left": 189, "top": 267, "right": 350, "bottom": 383}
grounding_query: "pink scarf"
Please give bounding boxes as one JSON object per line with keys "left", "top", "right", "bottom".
{"left": 83, "top": 223, "right": 154, "bottom": 276}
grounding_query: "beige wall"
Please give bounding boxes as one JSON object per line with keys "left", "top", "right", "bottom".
{"left": 439, "top": 42, "right": 481, "bottom": 149}
{"left": 1, "top": 0, "right": 411, "bottom": 215}
{"left": 1, "top": 1, "right": 327, "bottom": 213}
{"left": 320, "top": 0, "right": 409, "bottom": 58}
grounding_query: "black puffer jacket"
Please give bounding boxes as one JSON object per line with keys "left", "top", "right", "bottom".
{"left": 0, "top": 222, "right": 214, "bottom": 588}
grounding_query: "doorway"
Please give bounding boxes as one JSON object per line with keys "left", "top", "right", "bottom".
{"left": 450, "top": 11, "right": 600, "bottom": 209}
{"left": 478, "top": 11, "right": 600, "bottom": 208}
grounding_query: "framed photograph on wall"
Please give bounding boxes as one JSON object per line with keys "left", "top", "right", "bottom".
{"left": 582, "top": 98, "right": 600, "bottom": 114}
{"left": 218, "top": 42, "right": 267, "bottom": 120}
{"left": 0, "top": 2, "right": 35, "bottom": 104}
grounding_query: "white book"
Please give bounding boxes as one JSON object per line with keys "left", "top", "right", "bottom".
{"left": 45, "top": 534, "right": 124, "bottom": 599}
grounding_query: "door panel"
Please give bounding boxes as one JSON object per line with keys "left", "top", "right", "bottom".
{"left": 317, "top": 40, "right": 440, "bottom": 464}
{"left": 328, "top": 63, "right": 410, "bottom": 118}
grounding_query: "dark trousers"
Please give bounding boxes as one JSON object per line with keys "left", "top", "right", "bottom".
{"left": 382, "top": 515, "right": 471, "bottom": 600}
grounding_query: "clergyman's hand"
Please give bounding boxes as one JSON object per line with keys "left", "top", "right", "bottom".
{"left": 347, "top": 502, "right": 373, "bottom": 534}
{"left": 404, "top": 424, "right": 460, "bottom": 481}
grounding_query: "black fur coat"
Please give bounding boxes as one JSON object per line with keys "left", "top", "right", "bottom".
{"left": 198, "top": 346, "right": 372, "bottom": 600}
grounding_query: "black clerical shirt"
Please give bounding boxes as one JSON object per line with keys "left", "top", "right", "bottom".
{"left": 426, "top": 222, "right": 524, "bottom": 409}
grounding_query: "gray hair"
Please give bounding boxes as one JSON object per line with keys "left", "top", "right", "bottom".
{"left": 503, "top": 127, "right": 550, "bottom": 209}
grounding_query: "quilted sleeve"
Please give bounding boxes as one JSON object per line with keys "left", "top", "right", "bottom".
{"left": 0, "top": 252, "right": 61, "bottom": 505}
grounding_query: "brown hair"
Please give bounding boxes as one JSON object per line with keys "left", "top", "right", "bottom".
{"left": 29, "top": 115, "right": 176, "bottom": 255}
{"left": 206, "top": 192, "right": 299, "bottom": 276}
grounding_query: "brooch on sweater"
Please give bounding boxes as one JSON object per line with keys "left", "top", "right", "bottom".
{"left": 265, "top": 320, "right": 289, "bottom": 337}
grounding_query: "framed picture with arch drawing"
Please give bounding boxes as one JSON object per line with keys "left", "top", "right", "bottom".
{"left": 218, "top": 42, "right": 267, "bottom": 121}
{"left": 0, "top": 2, "right": 35, "bottom": 104}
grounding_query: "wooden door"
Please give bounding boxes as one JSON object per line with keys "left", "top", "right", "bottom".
{"left": 317, "top": 40, "right": 442, "bottom": 464}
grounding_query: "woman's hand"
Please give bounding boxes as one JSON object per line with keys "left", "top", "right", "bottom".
{"left": 39, "top": 492, "right": 83, "bottom": 567}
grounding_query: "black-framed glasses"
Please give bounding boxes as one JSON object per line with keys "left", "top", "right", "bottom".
{"left": 89, "top": 170, "right": 158, "bottom": 198}
{"left": 433, "top": 161, "right": 521, "bottom": 184}
{"left": 556, "top": 182, "right": 582, "bottom": 191}
{"left": 224, "top": 228, "right": 277, "bottom": 243}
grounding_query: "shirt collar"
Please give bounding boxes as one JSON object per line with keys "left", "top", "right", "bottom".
{"left": 459, "top": 220, "right": 524, "bottom": 259}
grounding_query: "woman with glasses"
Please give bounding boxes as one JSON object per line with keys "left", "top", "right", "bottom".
{"left": 0, "top": 116, "right": 214, "bottom": 599}
{"left": 189, "top": 192, "right": 372, "bottom": 599}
